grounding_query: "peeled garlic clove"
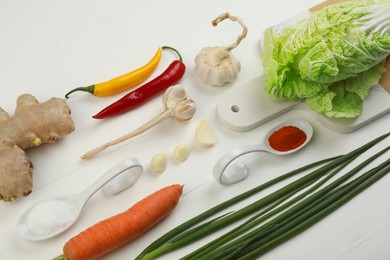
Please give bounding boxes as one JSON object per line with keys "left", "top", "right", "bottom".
{"left": 173, "top": 144, "right": 191, "bottom": 162}
{"left": 150, "top": 153, "right": 168, "bottom": 174}
{"left": 195, "top": 120, "right": 217, "bottom": 148}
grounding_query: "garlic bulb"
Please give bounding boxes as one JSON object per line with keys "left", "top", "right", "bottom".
{"left": 195, "top": 46, "right": 241, "bottom": 86}
{"left": 194, "top": 12, "right": 247, "bottom": 86}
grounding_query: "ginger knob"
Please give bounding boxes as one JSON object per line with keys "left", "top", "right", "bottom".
{"left": 0, "top": 94, "right": 75, "bottom": 202}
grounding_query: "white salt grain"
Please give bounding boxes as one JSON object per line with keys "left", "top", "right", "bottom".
{"left": 26, "top": 198, "right": 76, "bottom": 236}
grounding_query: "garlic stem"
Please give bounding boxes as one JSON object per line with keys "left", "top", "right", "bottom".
{"left": 81, "top": 85, "right": 196, "bottom": 160}
{"left": 81, "top": 109, "right": 172, "bottom": 160}
{"left": 212, "top": 12, "right": 248, "bottom": 52}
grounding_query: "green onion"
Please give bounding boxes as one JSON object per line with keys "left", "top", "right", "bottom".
{"left": 207, "top": 155, "right": 390, "bottom": 260}
{"left": 136, "top": 132, "right": 389, "bottom": 260}
{"left": 135, "top": 156, "right": 336, "bottom": 260}
{"left": 168, "top": 211, "right": 234, "bottom": 244}
{"left": 236, "top": 161, "right": 390, "bottom": 259}
{"left": 184, "top": 155, "right": 358, "bottom": 260}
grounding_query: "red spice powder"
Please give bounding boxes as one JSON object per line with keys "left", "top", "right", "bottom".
{"left": 268, "top": 125, "right": 307, "bottom": 152}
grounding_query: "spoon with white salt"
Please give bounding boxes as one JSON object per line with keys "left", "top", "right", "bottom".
{"left": 17, "top": 157, "right": 143, "bottom": 241}
{"left": 213, "top": 118, "right": 313, "bottom": 185}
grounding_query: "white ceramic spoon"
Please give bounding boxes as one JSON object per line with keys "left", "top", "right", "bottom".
{"left": 213, "top": 119, "right": 313, "bottom": 185}
{"left": 17, "top": 157, "right": 142, "bottom": 241}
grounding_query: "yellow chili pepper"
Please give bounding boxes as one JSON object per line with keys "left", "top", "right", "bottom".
{"left": 65, "top": 47, "right": 163, "bottom": 98}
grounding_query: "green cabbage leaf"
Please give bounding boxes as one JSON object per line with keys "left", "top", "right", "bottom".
{"left": 262, "top": 0, "right": 390, "bottom": 118}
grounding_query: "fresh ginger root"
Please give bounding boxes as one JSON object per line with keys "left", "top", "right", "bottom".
{"left": 0, "top": 94, "right": 75, "bottom": 202}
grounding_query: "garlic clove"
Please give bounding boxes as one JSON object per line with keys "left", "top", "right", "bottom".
{"left": 209, "top": 56, "right": 241, "bottom": 85}
{"left": 150, "top": 152, "right": 168, "bottom": 174}
{"left": 195, "top": 119, "right": 217, "bottom": 148}
{"left": 163, "top": 85, "right": 187, "bottom": 110}
{"left": 172, "top": 144, "right": 191, "bottom": 162}
{"left": 171, "top": 99, "right": 196, "bottom": 122}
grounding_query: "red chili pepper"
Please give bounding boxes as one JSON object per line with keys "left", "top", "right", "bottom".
{"left": 92, "top": 46, "right": 185, "bottom": 119}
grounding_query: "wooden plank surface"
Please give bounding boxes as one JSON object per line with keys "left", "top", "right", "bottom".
{"left": 379, "top": 57, "right": 390, "bottom": 92}
{"left": 309, "top": 0, "right": 348, "bottom": 12}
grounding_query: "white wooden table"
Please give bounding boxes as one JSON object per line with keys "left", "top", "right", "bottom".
{"left": 1, "top": 0, "right": 389, "bottom": 259}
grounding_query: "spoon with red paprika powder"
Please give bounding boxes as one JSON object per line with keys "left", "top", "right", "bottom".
{"left": 213, "top": 118, "right": 313, "bottom": 185}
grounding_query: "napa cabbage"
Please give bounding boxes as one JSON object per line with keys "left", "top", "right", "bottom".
{"left": 262, "top": 0, "right": 390, "bottom": 118}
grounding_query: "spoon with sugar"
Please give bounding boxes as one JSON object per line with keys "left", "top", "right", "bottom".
{"left": 17, "top": 157, "right": 142, "bottom": 241}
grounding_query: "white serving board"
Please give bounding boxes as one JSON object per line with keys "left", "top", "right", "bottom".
{"left": 216, "top": 76, "right": 390, "bottom": 133}
{"left": 216, "top": 8, "right": 390, "bottom": 133}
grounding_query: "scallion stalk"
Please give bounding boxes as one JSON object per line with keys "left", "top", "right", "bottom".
{"left": 184, "top": 155, "right": 358, "bottom": 260}
{"left": 189, "top": 148, "right": 390, "bottom": 260}
{"left": 135, "top": 157, "right": 336, "bottom": 260}
{"left": 223, "top": 157, "right": 390, "bottom": 259}
{"left": 137, "top": 132, "right": 389, "bottom": 260}
{"left": 236, "top": 161, "right": 390, "bottom": 259}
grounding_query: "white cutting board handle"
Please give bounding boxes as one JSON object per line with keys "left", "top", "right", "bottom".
{"left": 216, "top": 76, "right": 390, "bottom": 133}
{"left": 216, "top": 76, "right": 299, "bottom": 132}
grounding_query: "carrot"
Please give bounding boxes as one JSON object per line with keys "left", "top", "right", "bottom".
{"left": 54, "top": 184, "right": 183, "bottom": 260}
